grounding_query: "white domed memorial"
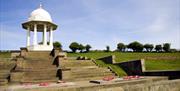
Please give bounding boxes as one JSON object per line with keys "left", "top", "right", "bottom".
{"left": 22, "top": 4, "right": 58, "bottom": 51}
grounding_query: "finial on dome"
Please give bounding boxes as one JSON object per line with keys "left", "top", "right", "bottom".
{"left": 39, "top": 2, "right": 42, "bottom": 8}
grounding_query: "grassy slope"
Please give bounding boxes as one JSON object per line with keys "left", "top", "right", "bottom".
{"left": 68, "top": 52, "right": 180, "bottom": 76}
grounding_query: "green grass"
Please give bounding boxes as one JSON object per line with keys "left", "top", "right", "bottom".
{"left": 95, "top": 60, "right": 127, "bottom": 76}
{"left": 68, "top": 52, "right": 180, "bottom": 76}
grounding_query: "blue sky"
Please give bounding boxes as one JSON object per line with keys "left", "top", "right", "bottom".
{"left": 0, "top": 0, "right": 180, "bottom": 50}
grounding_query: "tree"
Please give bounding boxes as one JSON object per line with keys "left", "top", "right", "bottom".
{"left": 78, "top": 44, "right": 85, "bottom": 53}
{"left": 155, "top": 45, "right": 162, "bottom": 52}
{"left": 163, "top": 43, "right": 171, "bottom": 52}
{"left": 53, "top": 41, "right": 62, "bottom": 49}
{"left": 69, "top": 42, "right": 79, "bottom": 53}
{"left": 106, "top": 46, "right": 110, "bottom": 52}
{"left": 85, "top": 44, "right": 91, "bottom": 52}
{"left": 117, "top": 43, "right": 126, "bottom": 52}
{"left": 144, "top": 44, "right": 154, "bottom": 52}
{"left": 127, "top": 41, "right": 143, "bottom": 52}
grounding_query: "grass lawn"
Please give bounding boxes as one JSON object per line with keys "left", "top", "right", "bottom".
{"left": 68, "top": 52, "right": 180, "bottom": 76}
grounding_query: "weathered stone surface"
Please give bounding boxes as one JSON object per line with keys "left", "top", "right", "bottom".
{"left": 11, "top": 51, "right": 20, "bottom": 58}
{"left": 4, "top": 77, "right": 180, "bottom": 91}
{"left": 58, "top": 52, "right": 67, "bottom": 59}
{"left": 0, "top": 61, "right": 15, "bottom": 85}
{"left": 0, "top": 79, "right": 8, "bottom": 86}
{"left": 10, "top": 72, "right": 24, "bottom": 82}
{"left": 10, "top": 50, "right": 59, "bottom": 83}
{"left": 20, "top": 47, "right": 28, "bottom": 57}
{"left": 115, "top": 59, "right": 144, "bottom": 76}
{"left": 61, "top": 70, "right": 71, "bottom": 81}
{"left": 98, "top": 55, "right": 116, "bottom": 64}
{"left": 58, "top": 59, "right": 115, "bottom": 81}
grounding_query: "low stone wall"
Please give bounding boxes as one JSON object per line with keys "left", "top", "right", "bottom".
{"left": 115, "top": 59, "right": 145, "bottom": 76}
{"left": 97, "top": 55, "right": 116, "bottom": 64}
{"left": 115, "top": 59, "right": 180, "bottom": 79}
{"left": 96, "top": 55, "right": 180, "bottom": 79}
{"left": 144, "top": 70, "right": 180, "bottom": 79}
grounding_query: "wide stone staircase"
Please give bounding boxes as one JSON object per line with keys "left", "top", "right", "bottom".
{"left": 0, "top": 70, "right": 9, "bottom": 85}
{"left": 0, "top": 59, "right": 15, "bottom": 85}
{"left": 9, "top": 49, "right": 116, "bottom": 83}
{"left": 11, "top": 51, "right": 59, "bottom": 83}
{"left": 60, "top": 59, "right": 116, "bottom": 81}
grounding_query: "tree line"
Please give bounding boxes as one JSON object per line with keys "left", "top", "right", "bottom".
{"left": 53, "top": 41, "right": 177, "bottom": 53}
{"left": 53, "top": 41, "right": 92, "bottom": 53}
{"left": 117, "top": 41, "right": 171, "bottom": 52}
{"left": 69, "top": 42, "right": 91, "bottom": 53}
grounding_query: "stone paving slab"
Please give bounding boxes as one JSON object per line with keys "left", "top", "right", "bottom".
{"left": 0, "top": 76, "right": 170, "bottom": 91}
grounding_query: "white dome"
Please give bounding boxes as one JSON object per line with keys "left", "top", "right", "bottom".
{"left": 28, "top": 6, "right": 52, "bottom": 22}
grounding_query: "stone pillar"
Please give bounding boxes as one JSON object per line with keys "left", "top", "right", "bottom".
{"left": 26, "top": 26, "right": 30, "bottom": 46}
{"left": 33, "top": 24, "right": 37, "bottom": 45}
{"left": 20, "top": 47, "right": 28, "bottom": 57}
{"left": 49, "top": 27, "right": 53, "bottom": 46}
{"left": 43, "top": 24, "right": 47, "bottom": 45}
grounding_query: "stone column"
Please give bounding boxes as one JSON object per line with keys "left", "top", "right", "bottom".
{"left": 49, "top": 27, "right": 53, "bottom": 46}
{"left": 33, "top": 24, "right": 37, "bottom": 45}
{"left": 43, "top": 24, "right": 47, "bottom": 45}
{"left": 26, "top": 26, "right": 30, "bottom": 46}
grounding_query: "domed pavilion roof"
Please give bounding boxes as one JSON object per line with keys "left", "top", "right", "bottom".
{"left": 28, "top": 4, "right": 52, "bottom": 22}
{"left": 22, "top": 4, "right": 58, "bottom": 31}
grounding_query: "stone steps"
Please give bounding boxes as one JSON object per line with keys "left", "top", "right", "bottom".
{"left": 25, "top": 69, "right": 57, "bottom": 73}
{"left": 71, "top": 68, "right": 110, "bottom": 74}
{"left": 0, "top": 70, "right": 10, "bottom": 79}
{"left": 23, "top": 71, "right": 57, "bottom": 75}
{"left": 10, "top": 51, "right": 60, "bottom": 83}
{"left": 61, "top": 60, "right": 96, "bottom": 67}
{"left": 0, "top": 79, "right": 8, "bottom": 86}
{"left": 0, "top": 73, "right": 9, "bottom": 79}
{"left": 71, "top": 70, "right": 111, "bottom": 75}
{"left": 24, "top": 63, "right": 54, "bottom": 67}
{"left": 24, "top": 57, "right": 53, "bottom": 63}
{"left": 0, "top": 70, "right": 10, "bottom": 85}
{"left": 21, "top": 58, "right": 56, "bottom": 69}
{"left": 26, "top": 51, "right": 51, "bottom": 55}
{"left": 72, "top": 72, "right": 113, "bottom": 78}
{"left": 23, "top": 76, "right": 58, "bottom": 80}
{"left": 68, "top": 66, "right": 99, "bottom": 69}
{"left": 17, "top": 67, "right": 57, "bottom": 71}
{"left": 25, "top": 51, "right": 51, "bottom": 59}
{"left": 22, "top": 68, "right": 58, "bottom": 81}
{"left": 0, "top": 61, "right": 16, "bottom": 70}
{"left": 15, "top": 62, "right": 56, "bottom": 70}
{"left": 0, "top": 70, "right": 10, "bottom": 73}
{"left": 12, "top": 51, "right": 58, "bottom": 83}
{"left": 66, "top": 75, "right": 116, "bottom": 82}
{"left": 21, "top": 78, "right": 59, "bottom": 83}
{"left": 60, "top": 59, "right": 116, "bottom": 82}
{"left": 23, "top": 64, "right": 56, "bottom": 68}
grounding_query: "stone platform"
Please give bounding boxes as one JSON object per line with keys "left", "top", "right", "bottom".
{"left": 1, "top": 48, "right": 115, "bottom": 85}
{"left": 1, "top": 76, "right": 180, "bottom": 91}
